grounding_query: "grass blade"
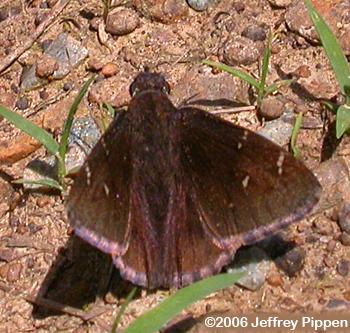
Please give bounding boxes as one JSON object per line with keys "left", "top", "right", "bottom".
{"left": 111, "top": 287, "right": 137, "bottom": 333}
{"left": 0, "top": 105, "right": 59, "bottom": 155}
{"left": 265, "top": 79, "right": 294, "bottom": 96}
{"left": 257, "top": 32, "right": 272, "bottom": 104}
{"left": 124, "top": 272, "right": 244, "bottom": 333}
{"left": 58, "top": 75, "right": 96, "bottom": 176}
{"left": 290, "top": 112, "right": 303, "bottom": 158}
{"left": 13, "top": 178, "right": 63, "bottom": 191}
{"left": 202, "top": 60, "right": 260, "bottom": 89}
{"left": 304, "top": 0, "right": 350, "bottom": 94}
{"left": 336, "top": 104, "right": 350, "bottom": 138}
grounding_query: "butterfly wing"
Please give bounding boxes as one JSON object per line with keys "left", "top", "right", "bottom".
{"left": 67, "top": 112, "right": 132, "bottom": 256}
{"left": 177, "top": 107, "right": 321, "bottom": 250}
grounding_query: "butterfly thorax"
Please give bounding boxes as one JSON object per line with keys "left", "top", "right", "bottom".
{"left": 128, "top": 90, "right": 180, "bottom": 234}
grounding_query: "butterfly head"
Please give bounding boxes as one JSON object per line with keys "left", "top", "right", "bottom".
{"left": 130, "top": 72, "right": 170, "bottom": 97}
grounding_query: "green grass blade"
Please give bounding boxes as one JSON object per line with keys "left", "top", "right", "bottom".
{"left": 124, "top": 272, "right": 244, "bottom": 333}
{"left": 0, "top": 105, "right": 59, "bottom": 155}
{"left": 58, "top": 75, "right": 96, "bottom": 174}
{"left": 265, "top": 79, "right": 294, "bottom": 96}
{"left": 13, "top": 178, "right": 63, "bottom": 191}
{"left": 290, "top": 112, "right": 303, "bottom": 158}
{"left": 111, "top": 287, "right": 137, "bottom": 333}
{"left": 336, "top": 104, "right": 350, "bottom": 138}
{"left": 102, "top": 102, "right": 116, "bottom": 118}
{"left": 202, "top": 60, "right": 260, "bottom": 89}
{"left": 304, "top": 0, "right": 350, "bottom": 94}
{"left": 257, "top": 32, "right": 272, "bottom": 104}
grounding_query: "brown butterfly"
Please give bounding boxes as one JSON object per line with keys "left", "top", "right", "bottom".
{"left": 67, "top": 72, "right": 321, "bottom": 289}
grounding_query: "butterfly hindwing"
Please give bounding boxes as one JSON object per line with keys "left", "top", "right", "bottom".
{"left": 178, "top": 107, "right": 321, "bottom": 249}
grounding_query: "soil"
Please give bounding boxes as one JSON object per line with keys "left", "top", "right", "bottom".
{"left": 0, "top": 0, "right": 350, "bottom": 332}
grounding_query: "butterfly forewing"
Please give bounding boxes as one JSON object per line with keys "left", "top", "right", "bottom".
{"left": 67, "top": 113, "right": 132, "bottom": 255}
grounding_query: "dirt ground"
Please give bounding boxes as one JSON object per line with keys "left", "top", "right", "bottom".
{"left": 0, "top": 0, "right": 350, "bottom": 332}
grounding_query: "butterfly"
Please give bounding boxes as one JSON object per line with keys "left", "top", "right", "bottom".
{"left": 67, "top": 72, "right": 321, "bottom": 289}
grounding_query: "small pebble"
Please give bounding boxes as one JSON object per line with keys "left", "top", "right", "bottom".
{"left": 241, "top": 25, "right": 267, "bottom": 41}
{"left": 233, "top": 2, "right": 245, "bottom": 13}
{"left": 275, "top": 247, "right": 305, "bottom": 277}
{"left": 340, "top": 232, "right": 350, "bottom": 246}
{"left": 338, "top": 203, "right": 350, "bottom": 233}
{"left": 337, "top": 259, "right": 349, "bottom": 277}
{"left": 344, "top": 290, "right": 350, "bottom": 302}
{"left": 89, "top": 16, "right": 102, "bottom": 31}
{"left": 326, "top": 240, "right": 336, "bottom": 253}
{"left": 39, "top": 89, "right": 49, "bottom": 100}
{"left": 266, "top": 272, "right": 283, "bottom": 287}
{"left": 63, "top": 82, "right": 73, "bottom": 91}
{"left": 34, "top": 12, "right": 47, "bottom": 26}
{"left": 87, "top": 58, "right": 104, "bottom": 71}
{"left": 105, "top": 8, "right": 139, "bottom": 36}
{"left": 293, "top": 65, "right": 311, "bottom": 78}
{"left": 6, "top": 263, "right": 22, "bottom": 282}
{"left": 40, "top": 39, "right": 53, "bottom": 51}
{"left": 259, "top": 97, "right": 284, "bottom": 120}
{"left": 101, "top": 62, "right": 118, "bottom": 77}
{"left": 15, "top": 96, "right": 30, "bottom": 110}
{"left": 36, "top": 196, "right": 51, "bottom": 208}
{"left": 187, "top": 0, "right": 213, "bottom": 11}
{"left": 36, "top": 54, "right": 58, "bottom": 78}
{"left": 313, "top": 216, "right": 333, "bottom": 236}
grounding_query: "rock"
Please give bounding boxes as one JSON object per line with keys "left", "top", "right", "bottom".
{"left": 293, "top": 65, "right": 311, "bottom": 78}
{"left": 105, "top": 8, "right": 140, "bottom": 36}
{"left": 220, "top": 35, "right": 262, "bottom": 66}
{"left": 20, "top": 33, "right": 88, "bottom": 90}
{"left": 35, "top": 54, "right": 58, "bottom": 78}
{"left": 266, "top": 271, "right": 284, "bottom": 287}
{"left": 340, "top": 232, "right": 350, "bottom": 246}
{"left": 0, "top": 178, "right": 14, "bottom": 219}
{"left": 66, "top": 117, "right": 101, "bottom": 171}
{"left": 22, "top": 116, "right": 100, "bottom": 189}
{"left": 134, "top": 0, "right": 189, "bottom": 24}
{"left": 171, "top": 67, "right": 249, "bottom": 110}
{"left": 337, "top": 259, "right": 349, "bottom": 277}
{"left": 63, "top": 82, "right": 73, "bottom": 91}
{"left": 228, "top": 247, "right": 271, "bottom": 291}
{"left": 187, "top": 0, "right": 218, "bottom": 11}
{"left": 89, "top": 16, "right": 102, "bottom": 31}
{"left": 298, "top": 70, "right": 338, "bottom": 100}
{"left": 101, "top": 62, "right": 119, "bottom": 78}
{"left": 0, "top": 90, "right": 16, "bottom": 109}
{"left": 275, "top": 247, "right": 306, "bottom": 277}
{"left": 258, "top": 111, "right": 294, "bottom": 147}
{"left": 312, "top": 216, "right": 334, "bottom": 236}
{"left": 241, "top": 25, "right": 267, "bottom": 42}
{"left": 313, "top": 158, "right": 350, "bottom": 214}
{"left": 258, "top": 97, "right": 284, "bottom": 120}
{"left": 286, "top": 0, "right": 350, "bottom": 47}
{"left": 0, "top": 97, "right": 76, "bottom": 165}
{"left": 15, "top": 97, "right": 30, "bottom": 110}
{"left": 338, "top": 203, "right": 350, "bottom": 233}
{"left": 268, "top": 0, "right": 292, "bottom": 8}
{"left": 87, "top": 58, "right": 104, "bottom": 71}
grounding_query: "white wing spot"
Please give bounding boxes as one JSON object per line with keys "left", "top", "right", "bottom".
{"left": 237, "top": 142, "right": 242, "bottom": 150}
{"left": 103, "top": 183, "right": 110, "bottom": 196}
{"left": 277, "top": 152, "right": 285, "bottom": 175}
{"left": 242, "top": 175, "right": 250, "bottom": 188}
{"left": 85, "top": 164, "right": 92, "bottom": 185}
{"left": 243, "top": 130, "right": 249, "bottom": 141}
